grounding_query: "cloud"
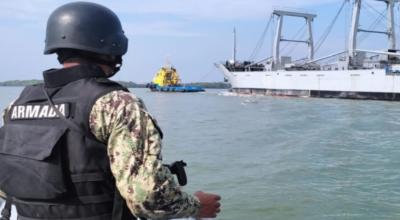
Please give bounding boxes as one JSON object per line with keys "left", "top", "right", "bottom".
{"left": 0, "top": 0, "right": 348, "bottom": 82}
{"left": 0, "top": 0, "right": 342, "bottom": 22}
{"left": 124, "top": 21, "right": 203, "bottom": 37}
{"left": 0, "top": 0, "right": 56, "bottom": 22}
{"left": 105, "top": 0, "right": 341, "bottom": 20}
{"left": 0, "top": 0, "right": 343, "bottom": 37}
{"left": 110, "top": 0, "right": 341, "bottom": 37}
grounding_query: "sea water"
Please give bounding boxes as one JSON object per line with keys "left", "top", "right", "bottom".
{"left": 1, "top": 87, "right": 400, "bottom": 220}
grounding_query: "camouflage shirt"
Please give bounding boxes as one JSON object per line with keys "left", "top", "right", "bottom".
{"left": 1, "top": 90, "right": 200, "bottom": 219}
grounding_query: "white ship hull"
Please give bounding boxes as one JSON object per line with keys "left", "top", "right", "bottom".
{"left": 217, "top": 1, "right": 400, "bottom": 101}
{"left": 217, "top": 64, "right": 400, "bottom": 100}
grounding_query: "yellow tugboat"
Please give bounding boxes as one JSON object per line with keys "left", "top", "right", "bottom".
{"left": 148, "top": 65, "right": 205, "bottom": 92}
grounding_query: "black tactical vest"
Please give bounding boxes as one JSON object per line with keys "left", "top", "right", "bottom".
{"left": 0, "top": 64, "right": 136, "bottom": 220}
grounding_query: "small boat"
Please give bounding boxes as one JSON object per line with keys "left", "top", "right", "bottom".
{"left": 147, "top": 65, "right": 205, "bottom": 93}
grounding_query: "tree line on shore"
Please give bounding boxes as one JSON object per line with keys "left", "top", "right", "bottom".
{"left": 0, "top": 80, "right": 230, "bottom": 89}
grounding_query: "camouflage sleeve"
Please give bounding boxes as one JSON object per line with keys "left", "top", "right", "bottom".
{"left": 89, "top": 90, "right": 200, "bottom": 219}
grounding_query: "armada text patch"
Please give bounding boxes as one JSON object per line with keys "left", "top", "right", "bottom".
{"left": 10, "top": 103, "right": 70, "bottom": 120}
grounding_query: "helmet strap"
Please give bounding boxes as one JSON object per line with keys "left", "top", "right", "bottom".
{"left": 108, "top": 57, "right": 122, "bottom": 78}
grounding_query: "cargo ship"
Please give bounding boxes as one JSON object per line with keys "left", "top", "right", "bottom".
{"left": 147, "top": 65, "right": 205, "bottom": 92}
{"left": 216, "top": 0, "right": 400, "bottom": 101}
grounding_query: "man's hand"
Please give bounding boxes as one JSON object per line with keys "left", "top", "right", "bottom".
{"left": 194, "top": 191, "right": 221, "bottom": 218}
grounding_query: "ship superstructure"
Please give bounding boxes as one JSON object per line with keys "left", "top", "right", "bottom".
{"left": 217, "top": 0, "right": 400, "bottom": 100}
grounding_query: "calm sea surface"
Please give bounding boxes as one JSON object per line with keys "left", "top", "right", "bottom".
{"left": 1, "top": 87, "right": 400, "bottom": 220}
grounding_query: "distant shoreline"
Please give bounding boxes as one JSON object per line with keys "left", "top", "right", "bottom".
{"left": 0, "top": 80, "right": 230, "bottom": 89}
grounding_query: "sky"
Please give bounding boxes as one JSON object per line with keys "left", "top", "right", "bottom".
{"left": 0, "top": 0, "right": 397, "bottom": 83}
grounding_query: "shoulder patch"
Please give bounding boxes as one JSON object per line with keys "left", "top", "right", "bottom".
{"left": 9, "top": 103, "right": 70, "bottom": 120}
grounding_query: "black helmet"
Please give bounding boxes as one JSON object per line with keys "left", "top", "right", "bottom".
{"left": 44, "top": 1, "right": 128, "bottom": 57}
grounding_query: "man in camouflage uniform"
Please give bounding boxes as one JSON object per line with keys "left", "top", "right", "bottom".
{"left": 0, "top": 2, "right": 220, "bottom": 220}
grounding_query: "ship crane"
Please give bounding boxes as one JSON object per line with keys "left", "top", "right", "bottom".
{"left": 271, "top": 10, "right": 316, "bottom": 70}
{"left": 348, "top": 0, "right": 399, "bottom": 67}
{"left": 244, "top": 0, "right": 400, "bottom": 71}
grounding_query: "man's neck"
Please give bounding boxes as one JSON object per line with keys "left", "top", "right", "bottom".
{"left": 63, "top": 62, "right": 80, "bottom": 68}
{"left": 62, "top": 62, "right": 112, "bottom": 76}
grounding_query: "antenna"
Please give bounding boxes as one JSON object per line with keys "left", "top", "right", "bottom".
{"left": 165, "top": 56, "right": 172, "bottom": 69}
{"left": 233, "top": 27, "right": 237, "bottom": 64}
